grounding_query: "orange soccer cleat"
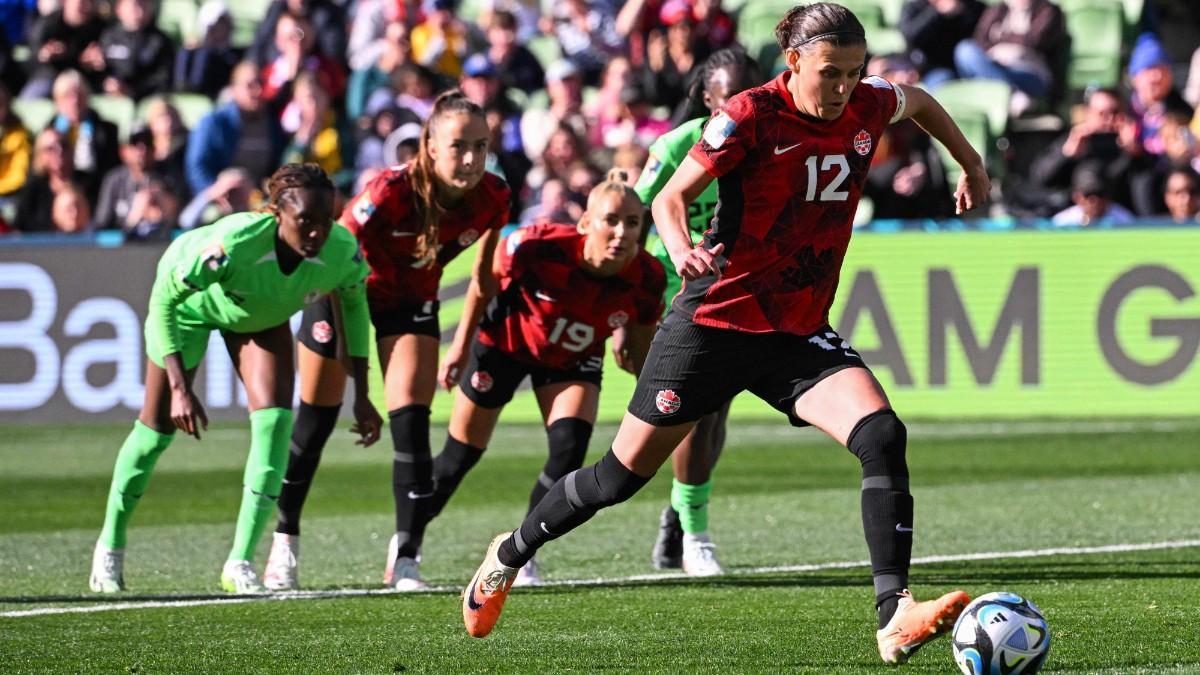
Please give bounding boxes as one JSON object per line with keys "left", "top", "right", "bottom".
{"left": 462, "top": 532, "right": 520, "bottom": 638}
{"left": 876, "top": 589, "right": 971, "bottom": 665}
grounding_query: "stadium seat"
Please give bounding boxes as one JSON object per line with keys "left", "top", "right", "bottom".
{"left": 90, "top": 94, "right": 137, "bottom": 141}
{"left": 227, "top": 0, "right": 272, "bottom": 48}
{"left": 1065, "top": 3, "right": 1124, "bottom": 91}
{"left": 12, "top": 97, "right": 55, "bottom": 133}
{"left": 932, "top": 109, "right": 990, "bottom": 193}
{"left": 137, "top": 93, "right": 214, "bottom": 131}
{"left": 834, "top": 0, "right": 885, "bottom": 29}
{"left": 157, "top": 0, "right": 197, "bottom": 44}
{"left": 526, "top": 35, "right": 561, "bottom": 70}
{"left": 867, "top": 27, "right": 907, "bottom": 57}
{"left": 933, "top": 78, "right": 1012, "bottom": 140}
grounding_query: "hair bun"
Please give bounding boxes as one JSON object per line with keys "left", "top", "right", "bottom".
{"left": 606, "top": 169, "right": 630, "bottom": 184}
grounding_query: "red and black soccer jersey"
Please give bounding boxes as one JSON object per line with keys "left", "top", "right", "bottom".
{"left": 681, "top": 71, "right": 906, "bottom": 335}
{"left": 339, "top": 165, "right": 511, "bottom": 309}
{"left": 478, "top": 223, "right": 666, "bottom": 371}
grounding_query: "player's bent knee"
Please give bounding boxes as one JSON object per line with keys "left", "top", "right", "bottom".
{"left": 569, "top": 449, "right": 651, "bottom": 509}
{"left": 846, "top": 409, "right": 908, "bottom": 478}
{"left": 545, "top": 417, "right": 593, "bottom": 478}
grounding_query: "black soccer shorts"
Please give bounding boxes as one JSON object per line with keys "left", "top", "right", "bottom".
{"left": 298, "top": 297, "right": 441, "bottom": 358}
{"left": 459, "top": 338, "right": 603, "bottom": 409}
{"left": 628, "top": 311, "right": 867, "bottom": 427}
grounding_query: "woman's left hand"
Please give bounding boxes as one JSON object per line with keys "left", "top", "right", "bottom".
{"left": 350, "top": 396, "right": 383, "bottom": 447}
{"left": 438, "top": 343, "right": 470, "bottom": 392}
{"left": 955, "top": 164, "right": 991, "bottom": 214}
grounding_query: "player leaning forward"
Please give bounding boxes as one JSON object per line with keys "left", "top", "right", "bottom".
{"left": 89, "top": 164, "right": 383, "bottom": 594}
{"left": 462, "top": 2, "right": 990, "bottom": 664}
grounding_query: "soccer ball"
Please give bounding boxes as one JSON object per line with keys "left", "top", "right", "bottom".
{"left": 951, "top": 592, "right": 1050, "bottom": 675}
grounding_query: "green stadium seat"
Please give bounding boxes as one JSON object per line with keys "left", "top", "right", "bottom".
{"left": 137, "top": 93, "right": 214, "bottom": 130}
{"left": 12, "top": 97, "right": 56, "bottom": 133}
{"left": 835, "top": 0, "right": 885, "bottom": 29}
{"left": 933, "top": 109, "right": 990, "bottom": 192}
{"left": 933, "top": 78, "right": 1012, "bottom": 140}
{"left": 157, "top": 0, "right": 197, "bottom": 44}
{"left": 526, "top": 35, "right": 561, "bottom": 69}
{"left": 1065, "top": 3, "right": 1124, "bottom": 91}
{"left": 227, "top": 0, "right": 272, "bottom": 48}
{"left": 90, "top": 94, "right": 137, "bottom": 141}
{"left": 867, "top": 27, "right": 907, "bottom": 57}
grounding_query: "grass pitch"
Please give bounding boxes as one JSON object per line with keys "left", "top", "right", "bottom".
{"left": 1, "top": 420, "right": 1198, "bottom": 673}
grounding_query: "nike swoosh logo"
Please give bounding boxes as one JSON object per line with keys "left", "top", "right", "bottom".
{"left": 535, "top": 292, "right": 557, "bottom": 302}
{"left": 466, "top": 570, "right": 485, "bottom": 610}
{"left": 407, "top": 490, "right": 435, "bottom": 499}
{"left": 774, "top": 142, "right": 802, "bottom": 155}
{"left": 895, "top": 524, "right": 914, "bottom": 532}
{"left": 413, "top": 315, "right": 434, "bottom": 323}
{"left": 539, "top": 522, "right": 552, "bottom": 535}
{"left": 392, "top": 231, "right": 416, "bottom": 237}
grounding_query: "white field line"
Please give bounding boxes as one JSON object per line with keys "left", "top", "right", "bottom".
{"left": 4, "top": 539, "right": 1198, "bottom": 619}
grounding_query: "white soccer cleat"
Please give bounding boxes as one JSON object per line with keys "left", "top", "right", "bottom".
{"left": 681, "top": 533, "right": 724, "bottom": 577}
{"left": 89, "top": 541, "right": 125, "bottom": 593}
{"left": 221, "top": 559, "right": 266, "bottom": 594}
{"left": 384, "top": 534, "right": 429, "bottom": 591}
{"left": 263, "top": 533, "right": 300, "bottom": 591}
{"left": 512, "top": 556, "right": 542, "bottom": 587}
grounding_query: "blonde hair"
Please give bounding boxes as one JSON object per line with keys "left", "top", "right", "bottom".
{"left": 585, "top": 168, "right": 640, "bottom": 212}
{"left": 409, "top": 89, "right": 486, "bottom": 263}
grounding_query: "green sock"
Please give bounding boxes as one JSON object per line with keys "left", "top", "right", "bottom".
{"left": 671, "top": 478, "right": 713, "bottom": 535}
{"left": 228, "top": 407, "right": 293, "bottom": 562}
{"left": 99, "top": 421, "right": 174, "bottom": 548}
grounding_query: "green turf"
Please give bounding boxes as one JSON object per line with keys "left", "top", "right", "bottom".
{"left": 1, "top": 421, "right": 1198, "bottom": 672}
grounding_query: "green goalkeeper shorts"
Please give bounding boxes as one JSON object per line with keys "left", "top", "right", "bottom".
{"left": 144, "top": 317, "right": 214, "bottom": 371}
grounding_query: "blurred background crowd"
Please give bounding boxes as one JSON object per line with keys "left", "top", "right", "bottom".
{"left": 0, "top": 0, "right": 1197, "bottom": 240}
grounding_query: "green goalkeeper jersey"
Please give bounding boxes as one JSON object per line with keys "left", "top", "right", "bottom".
{"left": 634, "top": 117, "right": 719, "bottom": 315}
{"left": 147, "top": 211, "right": 370, "bottom": 364}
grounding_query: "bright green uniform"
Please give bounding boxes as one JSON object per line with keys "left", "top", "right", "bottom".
{"left": 145, "top": 211, "right": 369, "bottom": 369}
{"left": 97, "top": 211, "right": 371, "bottom": 581}
{"left": 634, "top": 117, "right": 718, "bottom": 317}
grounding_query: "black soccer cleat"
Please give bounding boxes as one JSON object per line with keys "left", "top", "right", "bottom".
{"left": 651, "top": 505, "right": 683, "bottom": 569}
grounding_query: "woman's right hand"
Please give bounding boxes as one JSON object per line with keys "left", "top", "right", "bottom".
{"left": 673, "top": 242, "right": 725, "bottom": 281}
{"left": 437, "top": 342, "right": 471, "bottom": 392}
{"left": 170, "top": 386, "right": 208, "bottom": 439}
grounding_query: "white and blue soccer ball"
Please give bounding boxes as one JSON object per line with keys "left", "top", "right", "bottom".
{"left": 951, "top": 592, "right": 1050, "bottom": 675}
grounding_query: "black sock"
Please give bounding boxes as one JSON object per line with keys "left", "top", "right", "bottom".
{"left": 497, "top": 449, "right": 650, "bottom": 568}
{"left": 276, "top": 402, "right": 340, "bottom": 536}
{"left": 528, "top": 418, "right": 592, "bottom": 513}
{"left": 876, "top": 589, "right": 906, "bottom": 629}
{"left": 428, "top": 435, "right": 485, "bottom": 520}
{"left": 390, "top": 405, "right": 433, "bottom": 558}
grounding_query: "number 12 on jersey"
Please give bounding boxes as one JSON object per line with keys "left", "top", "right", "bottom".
{"left": 803, "top": 154, "right": 850, "bottom": 202}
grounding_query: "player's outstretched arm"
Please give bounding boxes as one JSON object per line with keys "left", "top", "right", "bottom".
{"left": 896, "top": 83, "right": 991, "bottom": 214}
{"left": 651, "top": 155, "right": 723, "bottom": 280}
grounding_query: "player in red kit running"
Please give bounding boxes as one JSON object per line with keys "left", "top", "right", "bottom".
{"left": 410, "top": 170, "right": 664, "bottom": 586}
{"left": 461, "top": 3, "right": 990, "bottom": 664}
{"left": 264, "top": 91, "right": 511, "bottom": 592}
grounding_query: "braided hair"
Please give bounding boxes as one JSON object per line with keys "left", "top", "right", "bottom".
{"left": 775, "top": 3, "right": 866, "bottom": 54}
{"left": 264, "top": 163, "right": 335, "bottom": 213}
{"left": 681, "top": 47, "right": 762, "bottom": 121}
{"left": 409, "top": 89, "right": 486, "bottom": 265}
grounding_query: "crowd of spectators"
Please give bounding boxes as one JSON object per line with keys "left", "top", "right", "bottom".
{"left": 0, "top": 0, "right": 1199, "bottom": 238}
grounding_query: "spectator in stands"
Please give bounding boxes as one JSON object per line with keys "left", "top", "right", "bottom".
{"left": 954, "top": 0, "right": 1066, "bottom": 115}
{"left": 1027, "top": 87, "right": 1141, "bottom": 215}
{"left": 1053, "top": 162, "right": 1136, "bottom": 227}
{"left": 251, "top": 0, "right": 347, "bottom": 67}
{"left": 691, "top": 0, "right": 737, "bottom": 53}
{"left": 899, "top": 0, "right": 986, "bottom": 87}
{"left": 1127, "top": 33, "right": 1194, "bottom": 159}
{"left": 98, "top": 0, "right": 175, "bottom": 100}
{"left": 545, "top": 0, "right": 622, "bottom": 85}
{"left": 588, "top": 56, "right": 634, "bottom": 146}
{"left": 15, "top": 129, "right": 77, "bottom": 231}
{"left": 346, "top": 0, "right": 400, "bottom": 78}
{"left": 1159, "top": 111, "right": 1199, "bottom": 172}
{"left": 520, "top": 60, "right": 590, "bottom": 161}
{"left": 485, "top": 0, "right": 542, "bottom": 42}
{"left": 410, "top": 0, "right": 470, "bottom": 80}
{"left": 262, "top": 11, "right": 347, "bottom": 108}
{"left": 354, "top": 110, "right": 419, "bottom": 186}
{"left": 0, "top": 83, "right": 30, "bottom": 200}
{"left": 50, "top": 182, "right": 91, "bottom": 233}
{"left": 484, "top": 102, "right": 530, "bottom": 214}
{"left": 143, "top": 98, "right": 189, "bottom": 197}
{"left": 186, "top": 62, "right": 283, "bottom": 195}
{"left": 174, "top": 0, "right": 241, "bottom": 100}
{"left": 94, "top": 125, "right": 165, "bottom": 232}
{"left": 1163, "top": 166, "right": 1200, "bottom": 223}
{"left": 863, "top": 54, "right": 953, "bottom": 220}
{"left": 517, "top": 176, "right": 575, "bottom": 226}
{"left": 280, "top": 73, "right": 347, "bottom": 188}
{"left": 0, "top": 25, "right": 27, "bottom": 94}
{"left": 179, "top": 166, "right": 255, "bottom": 229}
{"left": 365, "top": 63, "right": 439, "bottom": 120}
{"left": 1185, "top": 46, "right": 1200, "bottom": 110}
{"left": 615, "top": 0, "right": 666, "bottom": 69}
{"left": 602, "top": 80, "right": 671, "bottom": 149}
{"left": 640, "top": 0, "right": 703, "bottom": 110}
{"left": 347, "top": 20, "right": 410, "bottom": 123}
{"left": 22, "top": 0, "right": 107, "bottom": 98}
{"left": 485, "top": 10, "right": 544, "bottom": 96}
{"left": 49, "top": 70, "right": 118, "bottom": 204}
{"left": 119, "top": 175, "right": 179, "bottom": 240}
{"left": 525, "top": 122, "right": 588, "bottom": 196}
{"left": 1141, "top": 0, "right": 1200, "bottom": 85}
{"left": 0, "top": 0, "right": 35, "bottom": 45}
